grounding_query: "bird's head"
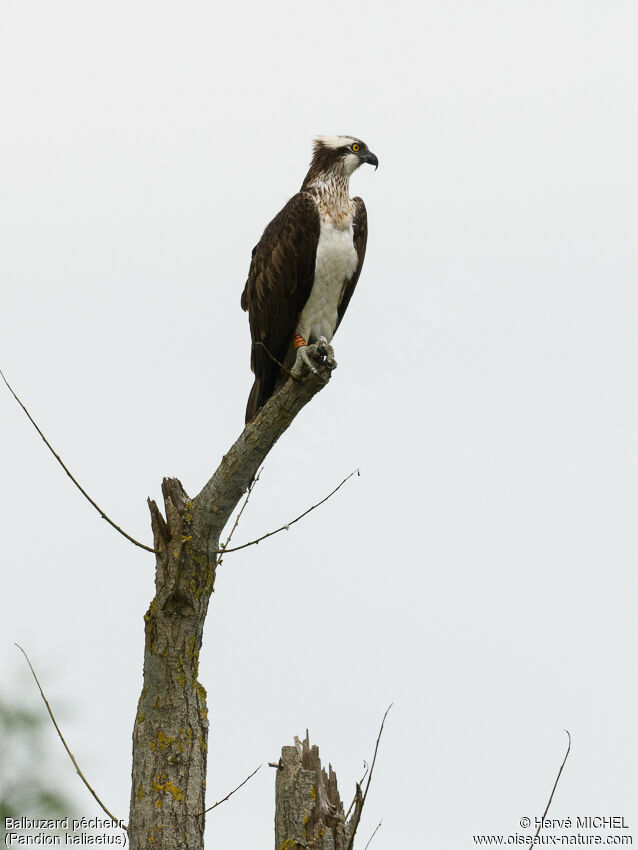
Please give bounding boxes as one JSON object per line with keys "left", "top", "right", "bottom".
{"left": 303, "top": 135, "right": 378, "bottom": 187}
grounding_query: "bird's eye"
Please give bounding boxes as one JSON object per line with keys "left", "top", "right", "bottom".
{"left": 351, "top": 143, "right": 360, "bottom": 152}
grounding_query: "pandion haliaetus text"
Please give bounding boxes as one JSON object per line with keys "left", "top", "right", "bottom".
{"left": 241, "top": 135, "right": 378, "bottom": 423}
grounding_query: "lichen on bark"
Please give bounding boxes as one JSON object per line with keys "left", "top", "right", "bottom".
{"left": 275, "top": 733, "right": 360, "bottom": 850}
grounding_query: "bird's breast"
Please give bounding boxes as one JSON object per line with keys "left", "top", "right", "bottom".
{"left": 299, "top": 218, "right": 358, "bottom": 343}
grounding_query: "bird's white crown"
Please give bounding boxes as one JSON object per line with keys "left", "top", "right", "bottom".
{"left": 313, "top": 135, "right": 356, "bottom": 151}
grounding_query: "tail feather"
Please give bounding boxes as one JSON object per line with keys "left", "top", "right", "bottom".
{"left": 245, "top": 364, "right": 280, "bottom": 423}
{"left": 245, "top": 378, "right": 262, "bottom": 424}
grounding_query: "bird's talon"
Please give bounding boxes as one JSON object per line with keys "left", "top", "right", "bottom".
{"left": 322, "top": 341, "right": 336, "bottom": 368}
{"left": 298, "top": 345, "right": 320, "bottom": 375}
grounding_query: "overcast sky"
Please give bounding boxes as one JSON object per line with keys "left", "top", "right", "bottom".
{"left": 1, "top": 1, "right": 637, "bottom": 846}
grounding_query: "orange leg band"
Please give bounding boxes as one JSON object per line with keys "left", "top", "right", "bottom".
{"left": 293, "top": 333, "right": 307, "bottom": 350}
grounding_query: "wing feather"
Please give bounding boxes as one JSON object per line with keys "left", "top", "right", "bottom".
{"left": 241, "top": 192, "right": 320, "bottom": 422}
{"left": 336, "top": 197, "right": 367, "bottom": 332}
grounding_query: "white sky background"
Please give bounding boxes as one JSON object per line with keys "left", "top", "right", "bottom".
{"left": 1, "top": 0, "right": 637, "bottom": 846}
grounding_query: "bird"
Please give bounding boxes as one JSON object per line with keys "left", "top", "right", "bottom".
{"left": 241, "top": 135, "right": 378, "bottom": 423}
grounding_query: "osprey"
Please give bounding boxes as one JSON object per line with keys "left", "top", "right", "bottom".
{"left": 241, "top": 135, "right": 378, "bottom": 423}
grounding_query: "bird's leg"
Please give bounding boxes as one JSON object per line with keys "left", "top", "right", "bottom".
{"left": 293, "top": 334, "right": 337, "bottom": 375}
{"left": 293, "top": 333, "right": 319, "bottom": 375}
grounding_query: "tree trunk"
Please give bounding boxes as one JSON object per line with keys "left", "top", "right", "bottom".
{"left": 127, "top": 353, "right": 332, "bottom": 849}
{"left": 274, "top": 733, "right": 362, "bottom": 850}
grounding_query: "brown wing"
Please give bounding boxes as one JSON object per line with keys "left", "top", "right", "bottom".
{"left": 241, "top": 192, "right": 320, "bottom": 422}
{"left": 335, "top": 196, "right": 367, "bottom": 332}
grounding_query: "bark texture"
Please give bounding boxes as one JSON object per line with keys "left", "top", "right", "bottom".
{"left": 128, "top": 352, "right": 332, "bottom": 850}
{"left": 274, "top": 733, "right": 362, "bottom": 850}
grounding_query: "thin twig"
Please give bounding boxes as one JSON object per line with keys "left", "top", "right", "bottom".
{"left": 346, "top": 704, "right": 393, "bottom": 850}
{"left": 15, "top": 643, "right": 126, "bottom": 829}
{"left": 1, "top": 368, "right": 156, "bottom": 554}
{"left": 195, "top": 765, "right": 262, "bottom": 816}
{"left": 211, "top": 469, "right": 359, "bottom": 555}
{"left": 345, "top": 761, "right": 369, "bottom": 821}
{"left": 362, "top": 705, "right": 392, "bottom": 808}
{"left": 216, "top": 468, "right": 263, "bottom": 568}
{"left": 527, "top": 731, "right": 571, "bottom": 850}
{"left": 364, "top": 821, "right": 383, "bottom": 850}
{"left": 254, "top": 341, "right": 302, "bottom": 381}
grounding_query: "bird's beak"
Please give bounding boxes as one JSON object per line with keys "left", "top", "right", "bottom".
{"left": 359, "top": 151, "right": 379, "bottom": 170}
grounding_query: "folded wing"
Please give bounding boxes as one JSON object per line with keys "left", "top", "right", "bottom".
{"left": 241, "top": 192, "right": 321, "bottom": 423}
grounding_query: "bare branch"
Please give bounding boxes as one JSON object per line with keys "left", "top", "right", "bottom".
{"left": 345, "top": 762, "right": 368, "bottom": 821}
{"left": 362, "top": 705, "right": 392, "bottom": 804}
{"left": 346, "top": 703, "right": 393, "bottom": 850}
{"left": 15, "top": 643, "right": 126, "bottom": 829}
{"left": 1, "top": 368, "right": 156, "bottom": 554}
{"left": 216, "top": 467, "right": 263, "bottom": 568}
{"left": 527, "top": 731, "right": 571, "bottom": 850}
{"left": 195, "top": 765, "right": 262, "bottom": 816}
{"left": 364, "top": 821, "right": 383, "bottom": 850}
{"left": 193, "top": 347, "right": 334, "bottom": 545}
{"left": 210, "top": 468, "right": 359, "bottom": 555}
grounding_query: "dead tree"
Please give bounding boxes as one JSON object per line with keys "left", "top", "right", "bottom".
{"left": 128, "top": 347, "right": 337, "bottom": 848}
{"left": 4, "top": 344, "right": 380, "bottom": 847}
{"left": 274, "top": 733, "right": 368, "bottom": 850}
{"left": 7, "top": 317, "right": 572, "bottom": 847}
